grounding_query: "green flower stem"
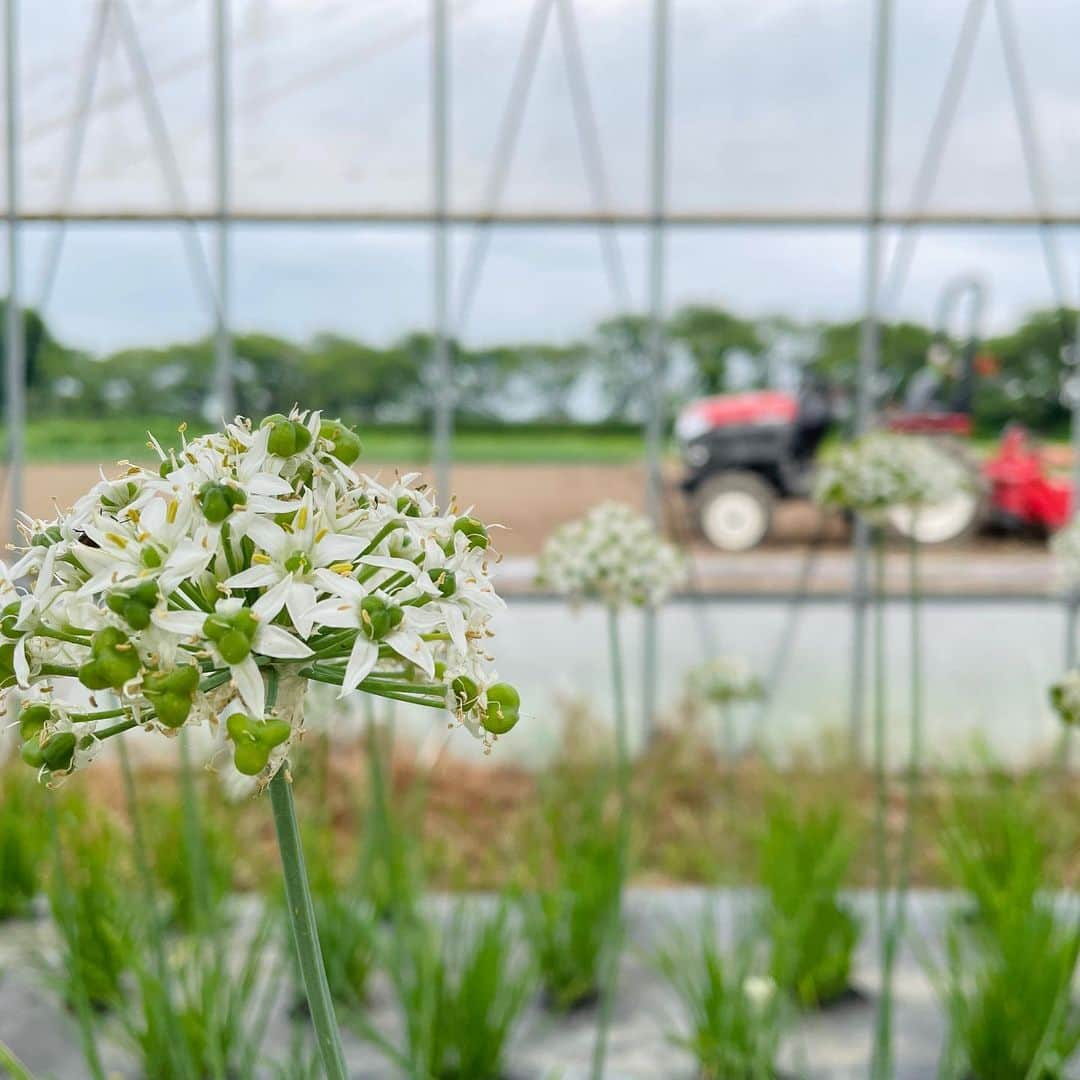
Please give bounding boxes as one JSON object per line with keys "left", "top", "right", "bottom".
{"left": 869, "top": 524, "right": 892, "bottom": 1080}
{"left": 34, "top": 627, "right": 90, "bottom": 646}
{"left": 358, "top": 520, "right": 403, "bottom": 557}
{"left": 46, "top": 800, "right": 106, "bottom": 1080}
{"left": 0, "top": 1039, "right": 36, "bottom": 1080}
{"left": 591, "top": 605, "right": 630, "bottom": 1080}
{"left": 118, "top": 740, "right": 188, "bottom": 1080}
{"left": 92, "top": 717, "right": 139, "bottom": 741}
{"left": 269, "top": 769, "right": 348, "bottom": 1080}
{"left": 67, "top": 706, "right": 131, "bottom": 723}
{"left": 37, "top": 664, "right": 80, "bottom": 678}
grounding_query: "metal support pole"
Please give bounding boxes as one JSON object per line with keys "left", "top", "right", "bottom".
{"left": 213, "top": 0, "right": 234, "bottom": 421}
{"left": 641, "top": 0, "right": 669, "bottom": 746}
{"left": 849, "top": 0, "right": 892, "bottom": 763}
{"left": 3, "top": 0, "right": 23, "bottom": 547}
{"left": 431, "top": 0, "right": 452, "bottom": 504}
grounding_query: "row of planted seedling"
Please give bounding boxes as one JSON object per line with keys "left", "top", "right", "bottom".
{"left": 1, "top": 731, "right": 1076, "bottom": 1079}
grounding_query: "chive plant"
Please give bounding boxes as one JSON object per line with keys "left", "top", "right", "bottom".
{"left": 2, "top": 409, "right": 521, "bottom": 1077}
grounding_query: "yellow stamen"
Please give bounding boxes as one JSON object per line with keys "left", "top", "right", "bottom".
{"left": 329, "top": 562, "right": 354, "bottom": 575}
{"left": 296, "top": 506, "right": 309, "bottom": 530}
{"left": 105, "top": 532, "right": 128, "bottom": 548}
{"left": 166, "top": 498, "right": 179, "bottom": 525}
{"left": 252, "top": 553, "right": 272, "bottom": 565}
{"left": 314, "top": 527, "right": 328, "bottom": 543}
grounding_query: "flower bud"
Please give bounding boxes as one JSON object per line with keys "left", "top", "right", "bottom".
{"left": 482, "top": 682, "right": 520, "bottom": 735}
{"left": 453, "top": 516, "right": 489, "bottom": 550}
{"left": 319, "top": 420, "right": 362, "bottom": 466}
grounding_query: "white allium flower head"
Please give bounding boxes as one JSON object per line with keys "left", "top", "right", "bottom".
{"left": 688, "top": 656, "right": 764, "bottom": 706}
{"left": 537, "top": 501, "right": 686, "bottom": 609}
{"left": 4, "top": 409, "right": 520, "bottom": 791}
{"left": 813, "top": 432, "right": 972, "bottom": 515}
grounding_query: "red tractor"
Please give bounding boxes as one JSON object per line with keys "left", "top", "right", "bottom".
{"left": 677, "top": 322, "right": 1072, "bottom": 552}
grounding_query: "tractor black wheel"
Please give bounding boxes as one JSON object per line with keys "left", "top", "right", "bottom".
{"left": 696, "top": 471, "right": 776, "bottom": 552}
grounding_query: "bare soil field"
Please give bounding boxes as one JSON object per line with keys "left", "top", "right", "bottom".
{"left": 5, "top": 461, "right": 1053, "bottom": 593}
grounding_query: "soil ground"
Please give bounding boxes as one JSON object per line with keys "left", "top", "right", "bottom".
{"left": 5, "top": 461, "right": 1054, "bottom": 594}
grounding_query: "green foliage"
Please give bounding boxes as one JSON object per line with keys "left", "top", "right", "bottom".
{"left": 520, "top": 772, "right": 622, "bottom": 1011}
{"left": 938, "top": 904, "right": 1080, "bottom": 1080}
{"left": 758, "top": 797, "right": 860, "bottom": 1008}
{"left": 0, "top": 767, "right": 45, "bottom": 920}
{"left": 669, "top": 305, "right": 765, "bottom": 393}
{"left": 655, "top": 915, "right": 785, "bottom": 1079}
{"left": 123, "top": 912, "right": 280, "bottom": 1080}
{"left": 148, "top": 795, "right": 236, "bottom": 932}
{"left": 939, "top": 774, "right": 1050, "bottom": 926}
{"left": 45, "top": 804, "right": 135, "bottom": 1012}
{"left": 369, "top": 902, "right": 533, "bottom": 1080}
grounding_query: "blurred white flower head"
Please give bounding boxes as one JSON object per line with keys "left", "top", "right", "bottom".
{"left": 4, "top": 409, "right": 520, "bottom": 791}
{"left": 813, "top": 432, "right": 972, "bottom": 515}
{"left": 688, "top": 656, "right": 764, "bottom": 706}
{"left": 742, "top": 974, "right": 777, "bottom": 1010}
{"left": 537, "top": 501, "right": 686, "bottom": 609}
{"left": 1049, "top": 668, "right": 1080, "bottom": 727}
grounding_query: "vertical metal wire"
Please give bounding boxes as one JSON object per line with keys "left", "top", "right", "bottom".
{"left": 213, "top": 0, "right": 235, "bottom": 421}
{"left": 641, "top": 0, "right": 670, "bottom": 745}
{"left": 3, "top": 0, "right": 23, "bottom": 546}
{"left": 849, "top": 0, "right": 893, "bottom": 764}
{"left": 431, "top": 0, "right": 452, "bottom": 504}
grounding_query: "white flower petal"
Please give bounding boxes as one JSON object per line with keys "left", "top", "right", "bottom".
{"left": 254, "top": 622, "right": 313, "bottom": 659}
{"left": 231, "top": 655, "right": 265, "bottom": 718}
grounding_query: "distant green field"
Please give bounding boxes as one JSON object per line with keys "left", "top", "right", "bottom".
{"left": 4, "top": 417, "right": 655, "bottom": 466}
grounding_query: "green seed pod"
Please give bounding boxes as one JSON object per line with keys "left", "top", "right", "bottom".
{"left": 434, "top": 569, "right": 456, "bottom": 598}
{"left": 18, "top": 703, "right": 51, "bottom": 741}
{"left": 396, "top": 495, "right": 421, "bottom": 518}
{"left": 217, "top": 629, "right": 251, "bottom": 665}
{"left": 31, "top": 524, "right": 63, "bottom": 548}
{"left": 78, "top": 659, "right": 112, "bottom": 691}
{"left": 0, "top": 642, "right": 17, "bottom": 688}
{"left": 141, "top": 546, "right": 163, "bottom": 569}
{"left": 226, "top": 713, "right": 255, "bottom": 743}
{"left": 83, "top": 626, "right": 141, "bottom": 688}
{"left": 158, "top": 458, "right": 177, "bottom": 478}
{"left": 199, "top": 481, "right": 246, "bottom": 524}
{"left": 482, "top": 682, "right": 520, "bottom": 735}
{"left": 264, "top": 416, "right": 313, "bottom": 458}
{"left": 453, "top": 516, "right": 488, "bottom": 550}
{"left": 144, "top": 665, "right": 199, "bottom": 729}
{"left": 203, "top": 613, "right": 231, "bottom": 641}
{"left": 233, "top": 741, "right": 270, "bottom": 776}
{"left": 257, "top": 718, "right": 291, "bottom": 749}
{"left": 319, "top": 420, "right": 362, "bottom": 466}
{"left": 20, "top": 739, "right": 45, "bottom": 769}
{"left": 41, "top": 732, "right": 76, "bottom": 772}
{"left": 451, "top": 675, "right": 479, "bottom": 713}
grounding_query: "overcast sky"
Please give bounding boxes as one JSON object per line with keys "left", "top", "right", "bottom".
{"left": 12, "top": 0, "right": 1080, "bottom": 353}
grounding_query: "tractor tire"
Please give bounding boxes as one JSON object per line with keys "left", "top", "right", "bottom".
{"left": 885, "top": 442, "right": 985, "bottom": 545}
{"left": 696, "top": 471, "right": 776, "bottom": 552}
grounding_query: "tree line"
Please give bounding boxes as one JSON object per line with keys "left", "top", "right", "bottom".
{"left": 2, "top": 299, "right": 1077, "bottom": 436}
